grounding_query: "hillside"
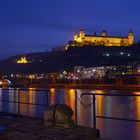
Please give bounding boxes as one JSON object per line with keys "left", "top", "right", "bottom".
{"left": 0, "top": 46, "right": 140, "bottom": 74}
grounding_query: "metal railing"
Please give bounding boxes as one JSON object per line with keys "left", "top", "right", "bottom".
{"left": 0, "top": 88, "right": 140, "bottom": 129}
{"left": 80, "top": 92, "right": 140, "bottom": 129}
{"left": 0, "top": 88, "right": 50, "bottom": 116}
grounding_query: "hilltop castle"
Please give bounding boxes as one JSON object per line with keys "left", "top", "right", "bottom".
{"left": 66, "top": 29, "right": 134, "bottom": 49}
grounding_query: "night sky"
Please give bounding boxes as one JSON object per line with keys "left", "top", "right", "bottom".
{"left": 0, "top": 0, "right": 140, "bottom": 59}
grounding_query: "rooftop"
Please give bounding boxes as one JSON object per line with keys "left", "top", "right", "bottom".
{"left": 86, "top": 35, "right": 128, "bottom": 39}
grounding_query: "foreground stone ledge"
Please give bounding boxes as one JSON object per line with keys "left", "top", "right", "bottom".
{"left": 0, "top": 112, "right": 105, "bottom": 140}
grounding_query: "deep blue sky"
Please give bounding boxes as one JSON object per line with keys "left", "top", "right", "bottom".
{"left": 0, "top": 0, "right": 140, "bottom": 59}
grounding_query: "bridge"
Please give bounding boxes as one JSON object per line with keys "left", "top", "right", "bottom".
{"left": 0, "top": 79, "right": 12, "bottom": 87}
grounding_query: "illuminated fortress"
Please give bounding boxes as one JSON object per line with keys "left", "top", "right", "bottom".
{"left": 66, "top": 29, "right": 134, "bottom": 49}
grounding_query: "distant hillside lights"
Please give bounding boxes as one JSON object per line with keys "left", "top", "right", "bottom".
{"left": 16, "top": 57, "right": 29, "bottom": 64}
{"left": 66, "top": 29, "right": 135, "bottom": 49}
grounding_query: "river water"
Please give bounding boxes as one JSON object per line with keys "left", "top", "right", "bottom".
{"left": 0, "top": 88, "right": 140, "bottom": 140}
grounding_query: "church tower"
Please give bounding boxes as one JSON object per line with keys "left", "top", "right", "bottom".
{"left": 74, "top": 33, "right": 79, "bottom": 41}
{"left": 128, "top": 30, "right": 134, "bottom": 45}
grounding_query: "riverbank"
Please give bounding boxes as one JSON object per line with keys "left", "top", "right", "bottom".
{"left": 29, "top": 83, "right": 140, "bottom": 91}
{"left": 0, "top": 112, "right": 103, "bottom": 140}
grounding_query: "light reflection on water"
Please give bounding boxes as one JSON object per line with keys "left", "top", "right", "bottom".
{"left": 0, "top": 88, "right": 140, "bottom": 140}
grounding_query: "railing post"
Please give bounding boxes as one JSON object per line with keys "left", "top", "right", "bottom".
{"left": 46, "top": 90, "right": 49, "bottom": 107}
{"left": 75, "top": 91, "right": 78, "bottom": 125}
{"left": 17, "top": 89, "right": 20, "bottom": 115}
{"left": 93, "top": 94, "right": 96, "bottom": 129}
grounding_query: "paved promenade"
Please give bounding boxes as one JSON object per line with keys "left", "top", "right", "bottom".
{"left": 0, "top": 112, "right": 105, "bottom": 140}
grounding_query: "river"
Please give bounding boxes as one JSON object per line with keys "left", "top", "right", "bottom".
{"left": 0, "top": 88, "right": 139, "bottom": 140}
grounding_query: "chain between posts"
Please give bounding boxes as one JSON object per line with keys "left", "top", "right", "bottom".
{"left": 77, "top": 96, "right": 94, "bottom": 108}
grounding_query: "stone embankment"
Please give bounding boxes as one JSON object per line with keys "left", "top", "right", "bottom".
{"left": 0, "top": 112, "right": 105, "bottom": 140}
{"left": 30, "top": 83, "right": 140, "bottom": 91}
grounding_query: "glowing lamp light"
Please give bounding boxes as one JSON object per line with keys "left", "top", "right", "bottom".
{"left": 63, "top": 71, "right": 67, "bottom": 75}
{"left": 84, "top": 71, "right": 87, "bottom": 74}
{"left": 114, "top": 68, "right": 116, "bottom": 70}
{"left": 77, "top": 70, "right": 80, "bottom": 73}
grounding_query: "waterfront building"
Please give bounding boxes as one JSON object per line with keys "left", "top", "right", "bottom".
{"left": 74, "top": 66, "right": 84, "bottom": 79}
{"left": 74, "top": 66, "right": 106, "bottom": 79}
{"left": 74, "top": 63, "right": 138, "bottom": 80}
{"left": 66, "top": 29, "right": 134, "bottom": 49}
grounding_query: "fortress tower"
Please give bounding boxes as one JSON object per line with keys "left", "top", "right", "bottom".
{"left": 128, "top": 30, "right": 134, "bottom": 45}
{"left": 66, "top": 29, "right": 135, "bottom": 49}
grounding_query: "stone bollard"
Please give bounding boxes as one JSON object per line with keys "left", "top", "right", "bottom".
{"left": 44, "top": 104, "right": 75, "bottom": 128}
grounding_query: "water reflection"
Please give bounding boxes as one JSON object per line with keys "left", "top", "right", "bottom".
{"left": 28, "top": 88, "right": 34, "bottom": 116}
{"left": 96, "top": 90, "right": 104, "bottom": 114}
{"left": 64, "top": 89, "right": 75, "bottom": 120}
{"left": 133, "top": 91, "right": 140, "bottom": 120}
{"left": 20, "top": 90, "right": 28, "bottom": 115}
{"left": 0, "top": 88, "right": 140, "bottom": 140}
{"left": 0, "top": 88, "right": 140, "bottom": 121}
{"left": 50, "top": 88, "right": 56, "bottom": 105}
